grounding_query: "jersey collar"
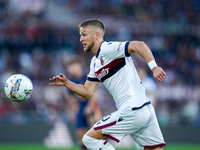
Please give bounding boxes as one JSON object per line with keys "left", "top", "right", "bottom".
{"left": 96, "top": 41, "right": 105, "bottom": 58}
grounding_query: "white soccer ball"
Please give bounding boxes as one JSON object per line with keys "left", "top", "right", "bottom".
{"left": 4, "top": 74, "right": 33, "bottom": 102}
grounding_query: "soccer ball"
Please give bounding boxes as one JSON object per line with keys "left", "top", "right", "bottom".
{"left": 4, "top": 74, "right": 33, "bottom": 102}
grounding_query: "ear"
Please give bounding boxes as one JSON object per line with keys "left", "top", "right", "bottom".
{"left": 95, "top": 32, "right": 101, "bottom": 40}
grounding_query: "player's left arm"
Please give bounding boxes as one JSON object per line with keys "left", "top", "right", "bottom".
{"left": 128, "top": 41, "right": 166, "bottom": 83}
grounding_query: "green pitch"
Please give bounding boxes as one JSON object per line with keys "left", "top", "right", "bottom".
{"left": 0, "top": 144, "right": 200, "bottom": 150}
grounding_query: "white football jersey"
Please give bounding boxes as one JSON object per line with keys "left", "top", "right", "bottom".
{"left": 87, "top": 41, "right": 149, "bottom": 109}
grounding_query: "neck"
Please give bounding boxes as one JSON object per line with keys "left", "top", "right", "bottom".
{"left": 91, "top": 40, "right": 103, "bottom": 56}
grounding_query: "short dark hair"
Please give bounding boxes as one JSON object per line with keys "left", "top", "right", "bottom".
{"left": 79, "top": 19, "right": 105, "bottom": 33}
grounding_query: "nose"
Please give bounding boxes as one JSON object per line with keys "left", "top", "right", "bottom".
{"left": 80, "top": 36, "right": 83, "bottom": 42}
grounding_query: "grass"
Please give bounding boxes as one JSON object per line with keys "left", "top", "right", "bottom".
{"left": 0, "top": 144, "right": 200, "bottom": 150}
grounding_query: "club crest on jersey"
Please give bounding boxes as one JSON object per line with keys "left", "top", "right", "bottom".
{"left": 100, "top": 56, "right": 104, "bottom": 65}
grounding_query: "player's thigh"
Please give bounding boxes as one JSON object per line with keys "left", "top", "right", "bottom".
{"left": 85, "top": 113, "right": 120, "bottom": 140}
{"left": 85, "top": 127, "right": 108, "bottom": 140}
{"left": 86, "top": 110, "right": 124, "bottom": 141}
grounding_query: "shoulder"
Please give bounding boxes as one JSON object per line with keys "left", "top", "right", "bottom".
{"left": 102, "top": 41, "right": 129, "bottom": 49}
{"left": 100, "top": 41, "right": 130, "bottom": 57}
{"left": 100, "top": 41, "right": 122, "bottom": 53}
{"left": 101, "top": 41, "right": 121, "bottom": 48}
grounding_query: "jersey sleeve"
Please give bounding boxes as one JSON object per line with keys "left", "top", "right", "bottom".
{"left": 104, "top": 41, "right": 130, "bottom": 59}
{"left": 87, "top": 57, "right": 100, "bottom": 82}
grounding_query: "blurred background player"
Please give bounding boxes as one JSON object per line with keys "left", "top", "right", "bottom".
{"left": 65, "top": 58, "right": 101, "bottom": 150}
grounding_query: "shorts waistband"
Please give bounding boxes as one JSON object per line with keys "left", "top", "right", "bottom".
{"left": 132, "top": 101, "right": 151, "bottom": 111}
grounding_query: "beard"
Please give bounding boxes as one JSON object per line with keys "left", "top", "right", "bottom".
{"left": 84, "top": 41, "right": 95, "bottom": 52}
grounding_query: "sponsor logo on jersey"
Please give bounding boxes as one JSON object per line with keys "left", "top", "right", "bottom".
{"left": 94, "top": 58, "right": 125, "bottom": 82}
{"left": 95, "top": 68, "right": 109, "bottom": 81}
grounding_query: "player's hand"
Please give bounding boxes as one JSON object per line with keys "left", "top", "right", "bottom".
{"left": 152, "top": 66, "right": 166, "bottom": 83}
{"left": 49, "top": 73, "right": 67, "bottom": 86}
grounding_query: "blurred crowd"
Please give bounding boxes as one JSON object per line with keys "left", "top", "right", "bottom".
{"left": 0, "top": 0, "right": 200, "bottom": 127}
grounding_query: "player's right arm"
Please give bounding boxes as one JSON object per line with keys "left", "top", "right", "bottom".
{"left": 49, "top": 73, "right": 100, "bottom": 99}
